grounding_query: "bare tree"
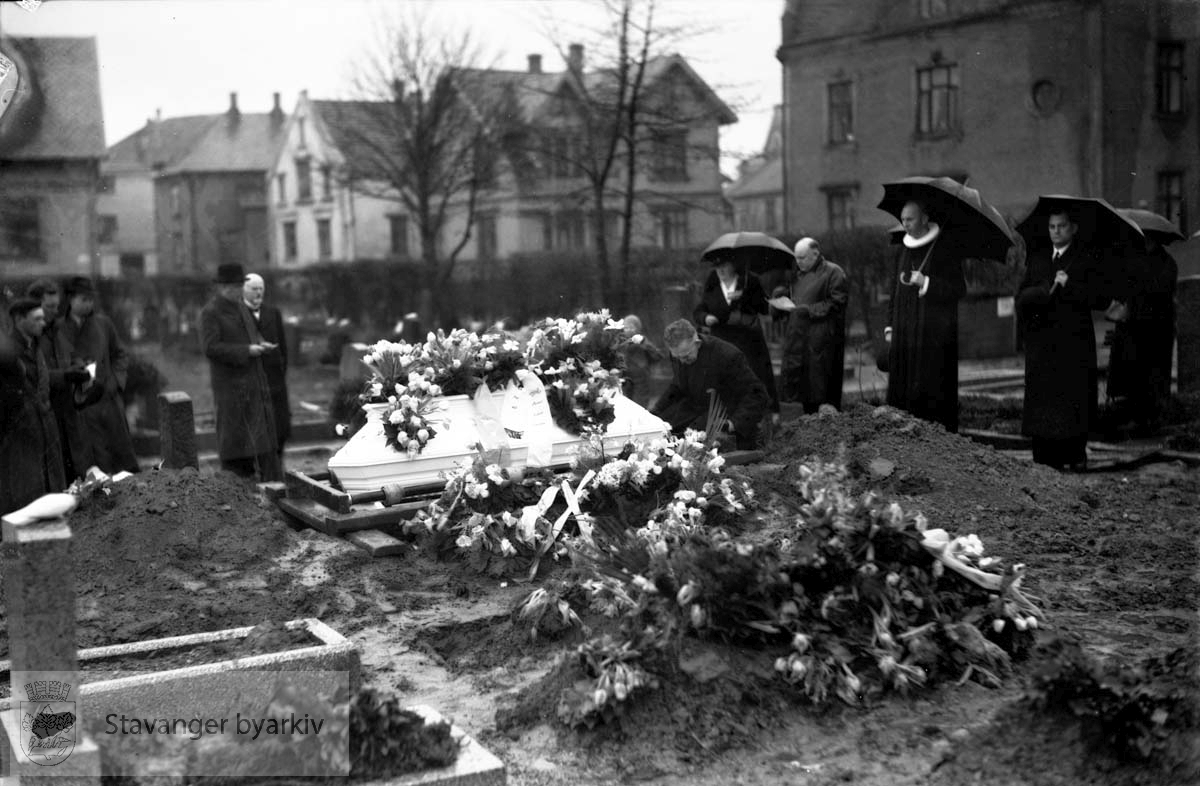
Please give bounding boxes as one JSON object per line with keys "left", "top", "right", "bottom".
{"left": 340, "top": 11, "right": 510, "bottom": 327}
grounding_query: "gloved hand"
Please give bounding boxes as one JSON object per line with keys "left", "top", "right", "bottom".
{"left": 64, "top": 366, "right": 90, "bottom": 384}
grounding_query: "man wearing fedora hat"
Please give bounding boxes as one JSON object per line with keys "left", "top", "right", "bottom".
{"left": 56, "top": 275, "right": 140, "bottom": 476}
{"left": 200, "top": 263, "right": 281, "bottom": 481}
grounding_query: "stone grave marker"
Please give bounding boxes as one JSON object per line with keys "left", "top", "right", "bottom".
{"left": 157, "top": 390, "right": 199, "bottom": 469}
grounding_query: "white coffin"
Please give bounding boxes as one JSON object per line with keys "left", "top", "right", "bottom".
{"left": 328, "top": 389, "right": 668, "bottom": 494}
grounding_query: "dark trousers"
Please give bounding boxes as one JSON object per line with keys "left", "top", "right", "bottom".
{"left": 1031, "top": 436, "right": 1087, "bottom": 470}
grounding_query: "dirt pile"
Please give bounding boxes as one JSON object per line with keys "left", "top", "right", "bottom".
{"left": 0, "top": 468, "right": 341, "bottom": 658}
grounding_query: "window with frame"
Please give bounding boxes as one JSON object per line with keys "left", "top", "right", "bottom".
{"left": 97, "top": 215, "right": 118, "bottom": 246}
{"left": 916, "top": 63, "right": 959, "bottom": 137}
{"left": 1156, "top": 171, "right": 1185, "bottom": 234}
{"left": 296, "top": 158, "right": 313, "bottom": 202}
{"left": 321, "top": 164, "right": 333, "bottom": 201}
{"left": 0, "top": 197, "right": 41, "bottom": 260}
{"left": 651, "top": 129, "right": 689, "bottom": 182}
{"left": 918, "top": 0, "right": 949, "bottom": 19}
{"left": 555, "top": 211, "right": 585, "bottom": 250}
{"left": 316, "top": 218, "right": 332, "bottom": 259}
{"left": 763, "top": 198, "right": 777, "bottom": 233}
{"left": 543, "top": 132, "right": 582, "bottom": 179}
{"left": 654, "top": 206, "right": 689, "bottom": 249}
{"left": 276, "top": 173, "right": 287, "bottom": 206}
{"left": 824, "top": 186, "right": 858, "bottom": 230}
{"left": 170, "top": 184, "right": 182, "bottom": 217}
{"left": 827, "top": 81, "right": 854, "bottom": 143}
{"left": 1156, "top": 42, "right": 1185, "bottom": 116}
{"left": 476, "top": 212, "right": 498, "bottom": 259}
{"left": 282, "top": 221, "right": 298, "bottom": 262}
{"left": 389, "top": 214, "right": 408, "bottom": 258}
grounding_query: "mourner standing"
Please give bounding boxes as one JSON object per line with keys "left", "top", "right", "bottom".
{"left": 651, "top": 319, "right": 770, "bottom": 450}
{"left": 57, "top": 276, "right": 140, "bottom": 475}
{"left": 27, "top": 277, "right": 86, "bottom": 481}
{"left": 777, "top": 238, "right": 849, "bottom": 413}
{"left": 0, "top": 299, "right": 66, "bottom": 515}
{"left": 201, "top": 263, "right": 281, "bottom": 481}
{"left": 693, "top": 258, "right": 781, "bottom": 423}
{"left": 885, "top": 201, "right": 968, "bottom": 432}
{"left": 1017, "top": 209, "right": 1112, "bottom": 470}
{"left": 243, "top": 272, "right": 292, "bottom": 464}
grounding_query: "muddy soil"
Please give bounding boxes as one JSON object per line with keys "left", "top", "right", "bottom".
{"left": 1, "top": 403, "right": 1196, "bottom": 785}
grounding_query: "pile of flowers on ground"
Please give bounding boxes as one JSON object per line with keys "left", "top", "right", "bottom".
{"left": 507, "top": 458, "right": 1044, "bottom": 728}
{"left": 350, "top": 311, "right": 641, "bottom": 454}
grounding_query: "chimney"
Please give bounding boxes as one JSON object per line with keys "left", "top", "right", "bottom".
{"left": 567, "top": 43, "right": 584, "bottom": 72}
{"left": 226, "top": 91, "right": 240, "bottom": 127}
{"left": 155, "top": 108, "right": 162, "bottom": 123}
{"left": 270, "top": 91, "right": 284, "bottom": 127}
{"left": 527, "top": 53, "right": 542, "bottom": 74}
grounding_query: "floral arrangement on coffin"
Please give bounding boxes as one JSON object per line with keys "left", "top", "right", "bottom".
{"left": 524, "top": 310, "right": 633, "bottom": 436}
{"left": 380, "top": 370, "right": 444, "bottom": 456}
{"left": 509, "top": 459, "right": 1044, "bottom": 729}
{"left": 360, "top": 340, "right": 424, "bottom": 404}
{"left": 476, "top": 332, "right": 528, "bottom": 393}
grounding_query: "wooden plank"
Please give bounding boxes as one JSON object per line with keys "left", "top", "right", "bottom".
{"left": 346, "top": 529, "right": 408, "bottom": 557}
{"left": 257, "top": 481, "right": 288, "bottom": 502}
{"left": 320, "top": 501, "right": 429, "bottom": 534}
{"left": 276, "top": 497, "right": 338, "bottom": 535}
{"left": 285, "top": 468, "right": 354, "bottom": 514}
{"left": 723, "top": 449, "right": 764, "bottom": 466}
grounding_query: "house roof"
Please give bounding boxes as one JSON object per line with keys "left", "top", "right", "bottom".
{"left": 726, "top": 156, "right": 782, "bottom": 200}
{"left": 0, "top": 36, "right": 105, "bottom": 160}
{"left": 310, "top": 100, "right": 398, "bottom": 166}
{"left": 164, "top": 111, "right": 287, "bottom": 173}
{"left": 105, "top": 115, "right": 218, "bottom": 174}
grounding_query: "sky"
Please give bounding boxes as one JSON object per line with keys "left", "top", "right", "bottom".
{"left": 0, "top": 0, "right": 785, "bottom": 177}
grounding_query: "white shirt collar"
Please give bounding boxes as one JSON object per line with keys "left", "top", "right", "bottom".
{"left": 902, "top": 222, "right": 940, "bottom": 249}
{"left": 1052, "top": 243, "right": 1070, "bottom": 257}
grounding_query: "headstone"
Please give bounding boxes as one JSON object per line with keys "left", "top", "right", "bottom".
{"left": 339, "top": 342, "right": 370, "bottom": 383}
{"left": 1177, "top": 276, "right": 1200, "bottom": 395}
{"left": 0, "top": 510, "right": 101, "bottom": 781}
{"left": 157, "top": 391, "right": 198, "bottom": 469}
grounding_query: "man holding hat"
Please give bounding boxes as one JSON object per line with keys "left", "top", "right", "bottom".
{"left": 200, "top": 263, "right": 281, "bottom": 481}
{"left": 57, "top": 276, "right": 139, "bottom": 476}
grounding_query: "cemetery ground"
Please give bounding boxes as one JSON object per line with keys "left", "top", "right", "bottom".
{"left": 2, "top": 398, "right": 1198, "bottom": 785}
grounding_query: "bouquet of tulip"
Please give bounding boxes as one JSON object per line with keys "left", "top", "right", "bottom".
{"left": 475, "top": 331, "right": 528, "bottom": 392}
{"left": 380, "top": 369, "right": 444, "bottom": 456}
{"left": 423, "top": 328, "right": 485, "bottom": 396}
{"left": 360, "top": 340, "right": 424, "bottom": 404}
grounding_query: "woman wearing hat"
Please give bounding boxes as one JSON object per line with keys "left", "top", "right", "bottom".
{"left": 692, "top": 257, "right": 780, "bottom": 423}
{"left": 56, "top": 276, "right": 140, "bottom": 476}
{"left": 199, "top": 263, "right": 281, "bottom": 481}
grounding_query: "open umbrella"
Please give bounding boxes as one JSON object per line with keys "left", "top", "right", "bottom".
{"left": 701, "top": 231, "right": 795, "bottom": 275}
{"left": 1116, "top": 208, "right": 1186, "bottom": 246}
{"left": 877, "top": 176, "right": 1016, "bottom": 262}
{"left": 1015, "top": 195, "right": 1145, "bottom": 252}
{"left": 1167, "top": 230, "right": 1200, "bottom": 279}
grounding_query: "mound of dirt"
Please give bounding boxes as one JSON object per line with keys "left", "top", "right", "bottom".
{"left": 0, "top": 468, "right": 339, "bottom": 658}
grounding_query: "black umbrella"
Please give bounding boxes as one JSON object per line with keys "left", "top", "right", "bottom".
{"left": 877, "top": 176, "right": 1016, "bottom": 262}
{"left": 1116, "top": 208, "right": 1186, "bottom": 246}
{"left": 701, "top": 231, "right": 795, "bottom": 275}
{"left": 1015, "top": 195, "right": 1145, "bottom": 252}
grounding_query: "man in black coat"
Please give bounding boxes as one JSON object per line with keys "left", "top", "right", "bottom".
{"left": 778, "top": 237, "right": 849, "bottom": 413}
{"left": 27, "top": 277, "right": 86, "bottom": 481}
{"left": 243, "top": 273, "right": 292, "bottom": 463}
{"left": 1017, "top": 209, "right": 1112, "bottom": 470}
{"left": 651, "top": 319, "right": 770, "bottom": 450}
{"left": 884, "top": 200, "right": 968, "bottom": 432}
{"left": 200, "top": 263, "right": 280, "bottom": 481}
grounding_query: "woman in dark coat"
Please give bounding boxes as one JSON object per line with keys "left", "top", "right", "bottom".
{"left": 693, "top": 259, "right": 780, "bottom": 417}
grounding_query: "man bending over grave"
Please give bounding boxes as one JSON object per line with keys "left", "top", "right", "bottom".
{"left": 651, "top": 318, "right": 769, "bottom": 450}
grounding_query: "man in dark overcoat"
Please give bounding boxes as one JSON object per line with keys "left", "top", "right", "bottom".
{"left": 1017, "top": 209, "right": 1112, "bottom": 470}
{"left": 27, "top": 277, "right": 87, "bottom": 481}
{"left": 651, "top": 319, "right": 770, "bottom": 450}
{"left": 200, "top": 263, "right": 281, "bottom": 481}
{"left": 884, "top": 200, "right": 968, "bottom": 432}
{"left": 0, "top": 299, "right": 66, "bottom": 515}
{"left": 778, "top": 237, "right": 849, "bottom": 413}
{"left": 243, "top": 273, "right": 291, "bottom": 462}
{"left": 57, "top": 276, "right": 140, "bottom": 475}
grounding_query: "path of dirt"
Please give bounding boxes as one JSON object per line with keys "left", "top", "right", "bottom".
{"left": 0, "top": 404, "right": 1196, "bottom": 785}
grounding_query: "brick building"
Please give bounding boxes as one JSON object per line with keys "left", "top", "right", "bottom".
{"left": 779, "top": 0, "right": 1200, "bottom": 233}
{"left": 0, "top": 36, "right": 105, "bottom": 277}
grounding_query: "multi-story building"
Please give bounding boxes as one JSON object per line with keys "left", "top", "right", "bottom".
{"left": 0, "top": 36, "right": 105, "bottom": 277}
{"left": 147, "top": 93, "right": 287, "bottom": 274}
{"left": 268, "top": 45, "right": 737, "bottom": 267}
{"left": 779, "top": 0, "right": 1200, "bottom": 234}
{"left": 726, "top": 105, "right": 785, "bottom": 234}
